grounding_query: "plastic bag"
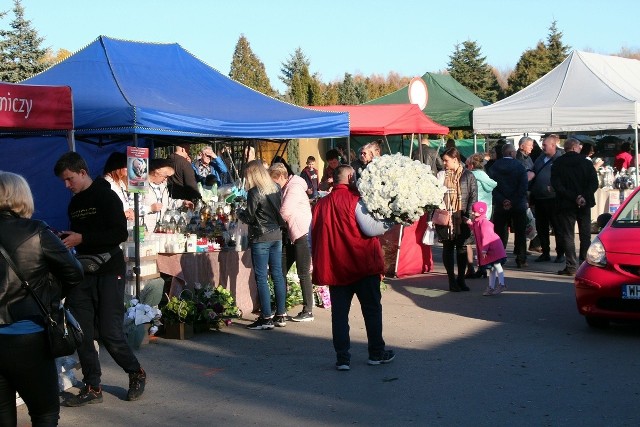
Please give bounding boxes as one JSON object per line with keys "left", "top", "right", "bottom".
{"left": 526, "top": 208, "right": 537, "bottom": 240}
{"left": 422, "top": 222, "right": 436, "bottom": 245}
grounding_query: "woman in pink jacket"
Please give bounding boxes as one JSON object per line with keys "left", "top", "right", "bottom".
{"left": 466, "top": 201, "right": 507, "bottom": 296}
{"left": 269, "top": 163, "right": 314, "bottom": 321}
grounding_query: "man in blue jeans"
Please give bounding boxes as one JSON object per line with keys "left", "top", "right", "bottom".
{"left": 311, "top": 165, "right": 394, "bottom": 371}
{"left": 54, "top": 152, "right": 147, "bottom": 406}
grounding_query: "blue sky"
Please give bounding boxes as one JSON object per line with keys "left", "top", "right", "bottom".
{"left": 9, "top": 0, "right": 640, "bottom": 93}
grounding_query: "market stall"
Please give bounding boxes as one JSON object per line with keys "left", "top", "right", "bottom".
{"left": 14, "top": 35, "right": 350, "bottom": 297}
{"left": 473, "top": 51, "right": 640, "bottom": 184}
{"left": 14, "top": 35, "right": 349, "bottom": 231}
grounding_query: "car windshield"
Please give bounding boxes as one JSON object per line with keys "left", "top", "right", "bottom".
{"left": 613, "top": 191, "right": 640, "bottom": 227}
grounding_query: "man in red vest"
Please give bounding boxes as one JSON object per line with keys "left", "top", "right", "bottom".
{"left": 311, "top": 164, "right": 395, "bottom": 371}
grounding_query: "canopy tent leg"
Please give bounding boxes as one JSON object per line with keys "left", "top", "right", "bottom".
{"left": 132, "top": 133, "right": 141, "bottom": 299}
{"left": 66, "top": 130, "right": 75, "bottom": 152}
{"left": 635, "top": 125, "right": 639, "bottom": 186}
{"left": 409, "top": 133, "right": 416, "bottom": 158}
{"left": 393, "top": 224, "right": 404, "bottom": 278}
{"left": 473, "top": 133, "right": 477, "bottom": 153}
{"left": 383, "top": 136, "right": 391, "bottom": 155}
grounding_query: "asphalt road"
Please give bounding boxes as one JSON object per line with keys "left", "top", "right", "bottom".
{"left": 17, "top": 240, "right": 640, "bottom": 427}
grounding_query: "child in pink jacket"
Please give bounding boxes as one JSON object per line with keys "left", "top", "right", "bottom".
{"left": 466, "top": 201, "right": 507, "bottom": 296}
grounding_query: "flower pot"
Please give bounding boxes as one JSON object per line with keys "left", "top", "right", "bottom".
{"left": 126, "top": 323, "right": 151, "bottom": 350}
{"left": 163, "top": 322, "right": 194, "bottom": 340}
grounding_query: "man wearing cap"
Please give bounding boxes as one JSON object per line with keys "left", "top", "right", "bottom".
{"left": 193, "top": 145, "right": 230, "bottom": 186}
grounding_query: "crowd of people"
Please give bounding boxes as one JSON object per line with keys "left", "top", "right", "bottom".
{"left": 0, "top": 135, "right": 627, "bottom": 425}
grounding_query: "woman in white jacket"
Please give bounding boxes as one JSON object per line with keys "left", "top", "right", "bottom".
{"left": 269, "top": 162, "right": 314, "bottom": 322}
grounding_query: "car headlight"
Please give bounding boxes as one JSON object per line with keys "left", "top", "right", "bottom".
{"left": 586, "top": 237, "right": 607, "bottom": 267}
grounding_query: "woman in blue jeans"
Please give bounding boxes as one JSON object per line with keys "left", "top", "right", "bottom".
{"left": 238, "top": 160, "right": 287, "bottom": 330}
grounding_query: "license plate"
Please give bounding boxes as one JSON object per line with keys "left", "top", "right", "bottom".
{"left": 622, "top": 285, "right": 640, "bottom": 299}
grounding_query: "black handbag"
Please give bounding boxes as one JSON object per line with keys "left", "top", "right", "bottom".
{"left": 0, "top": 245, "right": 84, "bottom": 358}
{"left": 76, "top": 251, "right": 113, "bottom": 273}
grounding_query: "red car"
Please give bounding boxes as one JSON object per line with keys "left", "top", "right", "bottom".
{"left": 574, "top": 186, "right": 640, "bottom": 328}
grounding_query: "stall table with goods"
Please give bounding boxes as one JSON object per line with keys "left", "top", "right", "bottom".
{"left": 591, "top": 166, "right": 636, "bottom": 229}
{"left": 127, "top": 189, "right": 258, "bottom": 316}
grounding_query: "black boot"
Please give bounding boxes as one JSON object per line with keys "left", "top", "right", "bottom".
{"left": 448, "top": 274, "right": 461, "bottom": 292}
{"left": 457, "top": 253, "right": 471, "bottom": 291}
{"left": 464, "top": 264, "right": 477, "bottom": 279}
{"left": 457, "top": 276, "right": 470, "bottom": 291}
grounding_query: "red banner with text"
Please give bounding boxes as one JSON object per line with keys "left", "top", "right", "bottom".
{"left": 0, "top": 82, "right": 73, "bottom": 130}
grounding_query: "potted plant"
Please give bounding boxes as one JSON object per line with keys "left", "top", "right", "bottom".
{"left": 123, "top": 278, "right": 164, "bottom": 349}
{"left": 161, "top": 291, "right": 197, "bottom": 340}
{"left": 192, "top": 283, "right": 241, "bottom": 332}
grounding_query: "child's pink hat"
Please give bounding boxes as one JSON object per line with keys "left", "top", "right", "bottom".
{"left": 472, "top": 201, "right": 487, "bottom": 215}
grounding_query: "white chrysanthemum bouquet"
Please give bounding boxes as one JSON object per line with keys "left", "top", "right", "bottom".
{"left": 357, "top": 153, "right": 446, "bottom": 225}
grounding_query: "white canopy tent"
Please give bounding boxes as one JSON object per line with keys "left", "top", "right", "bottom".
{"left": 473, "top": 50, "right": 640, "bottom": 181}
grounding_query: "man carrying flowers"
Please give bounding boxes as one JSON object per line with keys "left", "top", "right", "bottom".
{"left": 311, "top": 165, "right": 395, "bottom": 371}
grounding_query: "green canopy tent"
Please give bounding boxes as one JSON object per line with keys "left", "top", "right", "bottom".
{"left": 366, "top": 72, "right": 487, "bottom": 129}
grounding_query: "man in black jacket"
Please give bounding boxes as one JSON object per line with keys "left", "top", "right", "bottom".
{"left": 167, "top": 143, "right": 201, "bottom": 203}
{"left": 54, "top": 152, "right": 147, "bottom": 406}
{"left": 550, "top": 138, "right": 599, "bottom": 275}
{"left": 529, "top": 134, "right": 565, "bottom": 263}
{"left": 488, "top": 144, "right": 529, "bottom": 267}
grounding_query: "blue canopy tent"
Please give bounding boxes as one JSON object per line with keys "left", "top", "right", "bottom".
{"left": 1, "top": 36, "right": 349, "bottom": 229}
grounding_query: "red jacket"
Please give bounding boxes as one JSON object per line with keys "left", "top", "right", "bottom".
{"left": 311, "top": 184, "right": 384, "bottom": 286}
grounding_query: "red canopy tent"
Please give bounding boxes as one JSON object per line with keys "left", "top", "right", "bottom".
{"left": 311, "top": 104, "right": 448, "bottom": 135}
{"left": 311, "top": 104, "right": 448, "bottom": 278}
{"left": 0, "top": 82, "right": 73, "bottom": 131}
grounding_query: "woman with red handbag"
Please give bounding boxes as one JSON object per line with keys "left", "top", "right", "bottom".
{"left": 437, "top": 147, "right": 478, "bottom": 292}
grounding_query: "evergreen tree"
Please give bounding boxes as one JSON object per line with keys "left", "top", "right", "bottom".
{"left": 322, "top": 82, "right": 340, "bottom": 106}
{"left": 354, "top": 78, "right": 368, "bottom": 104}
{"left": 289, "top": 62, "right": 314, "bottom": 106}
{"left": 279, "top": 47, "right": 310, "bottom": 88}
{"left": 308, "top": 73, "right": 323, "bottom": 106}
{"left": 229, "top": 34, "right": 275, "bottom": 97}
{"left": 337, "top": 73, "right": 358, "bottom": 105}
{"left": 447, "top": 40, "right": 499, "bottom": 103}
{"left": 506, "top": 41, "right": 550, "bottom": 95}
{"left": 546, "top": 20, "right": 570, "bottom": 68}
{"left": 0, "top": 0, "right": 51, "bottom": 83}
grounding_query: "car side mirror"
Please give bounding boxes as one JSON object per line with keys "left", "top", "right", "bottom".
{"left": 596, "top": 213, "right": 612, "bottom": 229}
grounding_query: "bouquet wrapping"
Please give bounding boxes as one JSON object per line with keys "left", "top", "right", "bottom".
{"left": 358, "top": 153, "right": 446, "bottom": 225}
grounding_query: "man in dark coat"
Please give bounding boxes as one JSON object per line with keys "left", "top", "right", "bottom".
{"left": 488, "top": 144, "right": 529, "bottom": 267}
{"left": 529, "top": 134, "right": 565, "bottom": 263}
{"left": 167, "top": 143, "right": 201, "bottom": 203}
{"left": 550, "top": 138, "right": 599, "bottom": 275}
{"left": 412, "top": 137, "right": 444, "bottom": 175}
